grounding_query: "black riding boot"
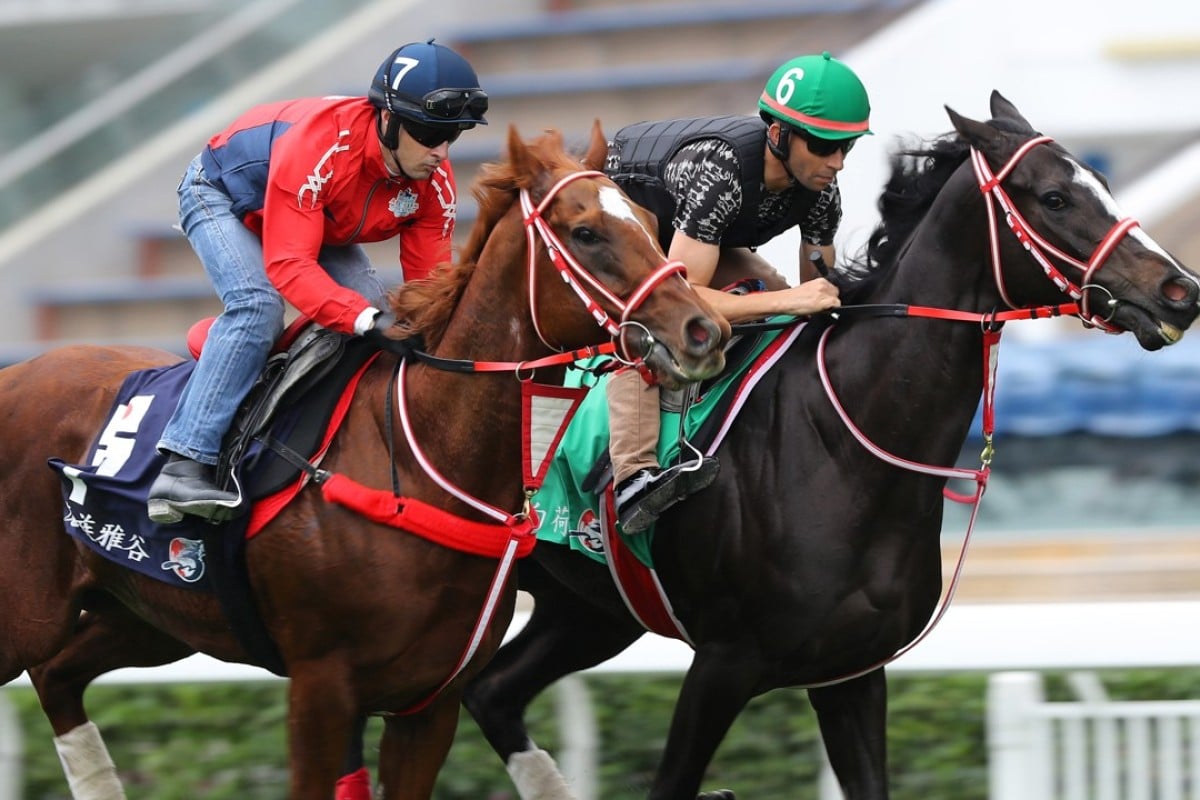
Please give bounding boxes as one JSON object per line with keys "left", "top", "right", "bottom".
{"left": 614, "top": 456, "right": 720, "bottom": 534}
{"left": 147, "top": 453, "right": 240, "bottom": 524}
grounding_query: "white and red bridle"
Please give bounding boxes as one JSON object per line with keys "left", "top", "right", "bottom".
{"left": 520, "top": 169, "right": 688, "bottom": 359}
{"left": 972, "top": 135, "right": 1140, "bottom": 331}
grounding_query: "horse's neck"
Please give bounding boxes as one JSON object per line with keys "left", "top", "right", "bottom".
{"left": 440, "top": 212, "right": 545, "bottom": 365}
{"left": 875, "top": 167, "right": 999, "bottom": 312}
{"left": 392, "top": 214, "right": 557, "bottom": 512}
{"left": 813, "top": 171, "right": 1002, "bottom": 461}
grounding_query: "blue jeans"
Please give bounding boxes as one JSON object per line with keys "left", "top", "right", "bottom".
{"left": 157, "top": 155, "right": 387, "bottom": 465}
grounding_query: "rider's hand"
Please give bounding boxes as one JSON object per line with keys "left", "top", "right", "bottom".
{"left": 783, "top": 277, "right": 841, "bottom": 316}
{"left": 361, "top": 311, "right": 405, "bottom": 352}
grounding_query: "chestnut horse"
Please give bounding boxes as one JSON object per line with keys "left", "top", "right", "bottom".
{"left": 0, "top": 124, "right": 727, "bottom": 799}
{"left": 457, "top": 93, "right": 1200, "bottom": 798}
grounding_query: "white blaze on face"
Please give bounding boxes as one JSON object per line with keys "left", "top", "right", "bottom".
{"left": 597, "top": 185, "right": 662, "bottom": 251}
{"left": 1070, "top": 159, "right": 1184, "bottom": 269}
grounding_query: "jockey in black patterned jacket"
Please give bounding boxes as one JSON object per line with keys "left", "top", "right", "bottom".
{"left": 603, "top": 51, "right": 872, "bottom": 534}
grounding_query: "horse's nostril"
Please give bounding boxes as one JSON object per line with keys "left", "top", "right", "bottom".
{"left": 1163, "top": 278, "right": 1193, "bottom": 304}
{"left": 686, "top": 318, "right": 715, "bottom": 350}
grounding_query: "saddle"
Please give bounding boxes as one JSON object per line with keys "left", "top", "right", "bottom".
{"left": 191, "top": 318, "right": 372, "bottom": 503}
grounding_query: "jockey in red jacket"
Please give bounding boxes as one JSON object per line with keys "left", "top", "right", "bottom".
{"left": 204, "top": 94, "right": 459, "bottom": 330}
{"left": 148, "top": 39, "right": 488, "bottom": 525}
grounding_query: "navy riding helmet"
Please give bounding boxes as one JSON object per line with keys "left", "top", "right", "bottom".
{"left": 369, "top": 39, "right": 488, "bottom": 148}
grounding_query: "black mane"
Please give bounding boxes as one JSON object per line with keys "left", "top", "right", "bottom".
{"left": 843, "top": 117, "right": 1026, "bottom": 303}
{"left": 866, "top": 135, "right": 969, "bottom": 270}
{"left": 836, "top": 134, "right": 968, "bottom": 305}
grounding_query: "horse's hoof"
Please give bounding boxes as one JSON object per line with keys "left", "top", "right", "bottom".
{"left": 698, "top": 791, "right": 736, "bottom": 800}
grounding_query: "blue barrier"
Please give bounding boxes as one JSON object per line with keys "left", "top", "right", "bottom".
{"left": 973, "top": 335, "right": 1200, "bottom": 438}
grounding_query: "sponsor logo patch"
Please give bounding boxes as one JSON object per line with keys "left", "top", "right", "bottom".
{"left": 161, "top": 537, "right": 207, "bottom": 583}
{"left": 389, "top": 188, "right": 419, "bottom": 217}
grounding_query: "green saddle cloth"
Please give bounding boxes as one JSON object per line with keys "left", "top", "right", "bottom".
{"left": 534, "top": 321, "right": 790, "bottom": 566}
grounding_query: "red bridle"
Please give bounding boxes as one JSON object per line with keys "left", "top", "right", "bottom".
{"left": 971, "top": 135, "right": 1140, "bottom": 331}
{"left": 520, "top": 169, "right": 688, "bottom": 360}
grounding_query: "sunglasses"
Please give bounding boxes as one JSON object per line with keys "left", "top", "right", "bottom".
{"left": 418, "top": 88, "right": 489, "bottom": 121}
{"left": 797, "top": 130, "right": 857, "bottom": 158}
{"left": 402, "top": 121, "right": 463, "bottom": 149}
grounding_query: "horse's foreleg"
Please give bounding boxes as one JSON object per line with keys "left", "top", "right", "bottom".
{"left": 334, "top": 714, "right": 372, "bottom": 800}
{"left": 648, "top": 642, "right": 762, "bottom": 800}
{"left": 287, "top": 665, "right": 357, "bottom": 800}
{"left": 807, "top": 668, "right": 889, "bottom": 800}
{"left": 463, "top": 586, "right": 643, "bottom": 800}
{"left": 375, "top": 691, "right": 461, "bottom": 800}
{"left": 47, "top": 721, "right": 125, "bottom": 800}
{"left": 28, "top": 605, "right": 196, "bottom": 800}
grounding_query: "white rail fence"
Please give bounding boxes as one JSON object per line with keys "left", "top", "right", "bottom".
{"left": 3, "top": 601, "right": 1199, "bottom": 799}
{"left": 0, "top": 693, "right": 19, "bottom": 800}
{"left": 990, "top": 671, "right": 1200, "bottom": 800}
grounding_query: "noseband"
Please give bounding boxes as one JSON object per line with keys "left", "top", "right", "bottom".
{"left": 972, "top": 136, "right": 1139, "bottom": 331}
{"left": 520, "top": 170, "right": 687, "bottom": 359}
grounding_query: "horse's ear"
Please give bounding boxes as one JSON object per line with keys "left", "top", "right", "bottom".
{"left": 988, "top": 90, "right": 1035, "bottom": 133}
{"left": 581, "top": 119, "right": 608, "bottom": 171}
{"left": 507, "top": 125, "right": 536, "bottom": 189}
{"left": 946, "top": 105, "right": 1001, "bottom": 151}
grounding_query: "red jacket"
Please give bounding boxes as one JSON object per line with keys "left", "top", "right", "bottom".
{"left": 200, "top": 96, "right": 456, "bottom": 334}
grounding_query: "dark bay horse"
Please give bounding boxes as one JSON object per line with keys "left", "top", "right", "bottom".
{"left": 0, "top": 124, "right": 727, "bottom": 799}
{"left": 459, "top": 93, "right": 1200, "bottom": 799}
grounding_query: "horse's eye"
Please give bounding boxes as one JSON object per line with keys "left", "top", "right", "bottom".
{"left": 571, "top": 227, "right": 601, "bottom": 246}
{"left": 1041, "top": 191, "right": 1068, "bottom": 211}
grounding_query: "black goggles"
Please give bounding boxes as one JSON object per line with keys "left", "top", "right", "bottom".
{"left": 418, "top": 88, "right": 489, "bottom": 121}
{"left": 402, "top": 120, "right": 463, "bottom": 149}
{"left": 797, "top": 129, "right": 857, "bottom": 158}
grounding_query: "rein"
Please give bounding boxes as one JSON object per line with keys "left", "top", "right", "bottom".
{"left": 405, "top": 340, "right": 617, "bottom": 376}
{"left": 731, "top": 301, "right": 1080, "bottom": 334}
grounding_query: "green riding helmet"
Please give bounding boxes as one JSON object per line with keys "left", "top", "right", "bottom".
{"left": 758, "top": 51, "right": 871, "bottom": 141}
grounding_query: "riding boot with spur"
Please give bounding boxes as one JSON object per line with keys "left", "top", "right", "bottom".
{"left": 614, "top": 456, "right": 720, "bottom": 534}
{"left": 147, "top": 453, "right": 241, "bottom": 524}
